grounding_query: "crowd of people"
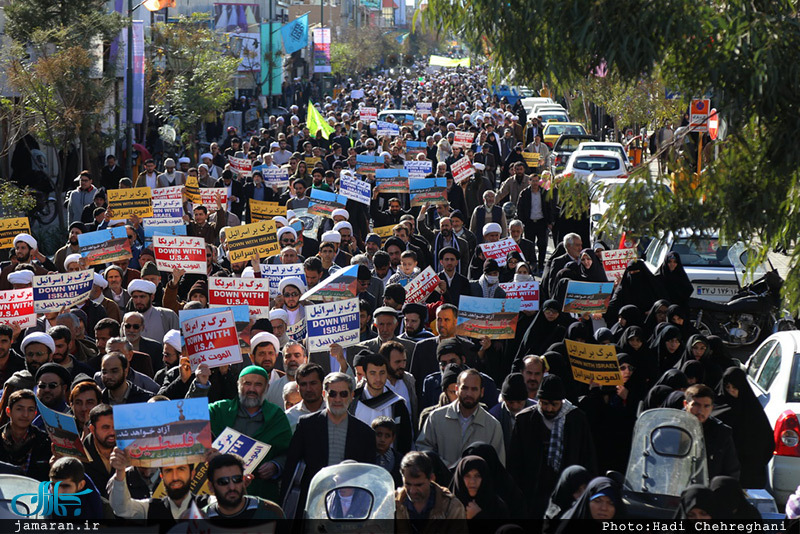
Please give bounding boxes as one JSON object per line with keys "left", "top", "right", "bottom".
{"left": 0, "top": 65, "right": 786, "bottom": 529}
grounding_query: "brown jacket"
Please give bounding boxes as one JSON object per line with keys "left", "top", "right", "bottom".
{"left": 395, "top": 482, "right": 466, "bottom": 534}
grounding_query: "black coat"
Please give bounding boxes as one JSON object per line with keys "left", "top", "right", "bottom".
{"left": 137, "top": 337, "right": 165, "bottom": 375}
{"left": 213, "top": 177, "right": 245, "bottom": 218}
{"left": 408, "top": 336, "right": 478, "bottom": 398}
{"left": 516, "top": 186, "right": 553, "bottom": 226}
{"left": 702, "top": 416, "right": 741, "bottom": 480}
{"left": 439, "top": 272, "right": 472, "bottom": 305}
{"left": 81, "top": 434, "right": 113, "bottom": 498}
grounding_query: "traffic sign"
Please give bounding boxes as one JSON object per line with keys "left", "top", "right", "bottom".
{"left": 708, "top": 108, "right": 719, "bottom": 140}
{"left": 689, "top": 99, "right": 710, "bottom": 133}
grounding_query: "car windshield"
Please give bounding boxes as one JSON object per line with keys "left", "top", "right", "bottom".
{"left": 573, "top": 156, "right": 620, "bottom": 171}
{"left": 540, "top": 113, "right": 569, "bottom": 123}
{"left": 582, "top": 144, "right": 626, "bottom": 160}
{"left": 546, "top": 124, "right": 586, "bottom": 136}
{"left": 671, "top": 237, "right": 732, "bottom": 267}
{"left": 557, "top": 138, "right": 591, "bottom": 152}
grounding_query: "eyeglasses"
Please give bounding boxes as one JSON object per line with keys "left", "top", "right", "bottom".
{"left": 283, "top": 292, "right": 300, "bottom": 298}
{"left": 123, "top": 323, "right": 142, "bottom": 330}
{"left": 326, "top": 390, "right": 350, "bottom": 398}
{"left": 38, "top": 382, "right": 62, "bottom": 390}
{"left": 214, "top": 475, "right": 243, "bottom": 486}
{"left": 26, "top": 351, "right": 48, "bottom": 358}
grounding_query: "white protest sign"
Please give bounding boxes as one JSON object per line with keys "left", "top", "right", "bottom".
{"left": 305, "top": 298, "right": 360, "bottom": 352}
{"left": 499, "top": 280, "right": 540, "bottom": 311}
{"left": 260, "top": 264, "right": 307, "bottom": 298}
{"left": 182, "top": 309, "right": 242, "bottom": 370}
{"left": 339, "top": 173, "right": 371, "bottom": 205}
{"left": 452, "top": 131, "right": 474, "bottom": 149}
{"left": 451, "top": 157, "right": 475, "bottom": 184}
{"left": 153, "top": 235, "right": 206, "bottom": 274}
{"left": 480, "top": 237, "right": 525, "bottom": 267}
{"left": 600, "top": 248, "right": 638, "bottom": 283}
{"left": 404, "top": 160, "right": 432, "bottom": 179}
{"left": 360, "top": 107, "right": 377, "bottom": 122}
{"left": 208, "top": 277, "right": 271, "bottom": 319}
{"left": 405, "top": 267, "right": 440, "bottom": 304}
{"left": 228, "top": 156, "right": 252, "bottom": 177}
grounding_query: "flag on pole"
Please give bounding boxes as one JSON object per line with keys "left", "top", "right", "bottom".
{"left": 281, "top": 13, "right": 309, "bottom": 55}
{"left": 144, "top": 0, "right": 176, "bottom": 12}
{"left": 307, "top": 102, "right": 334, "bottom": 140}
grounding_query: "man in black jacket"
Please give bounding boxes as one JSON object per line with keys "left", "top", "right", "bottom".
{"left": 281, "top": 373, "right": 376, "bottom": 518}
{"left": 214, "top": 169, "right": 245, "bottom": 219}
{"left": 99, "top": 353, "right": 152, "bottom": 405}
{"left": 81, "top": 403, "right": 116, "bottom": 498}
{"left": 684, "top": 384, "right": 740, "bottom": 480}
{"left": 516, "top": 174, "right": 553, "bottom": 275}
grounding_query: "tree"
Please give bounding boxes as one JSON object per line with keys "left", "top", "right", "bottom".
{"left": 419, "top": 0, "right": 800, "bottom": 311}
{"left": 329, "top": 27, "right": 404, "bottom": 77}
{"left": 149, "top": 15, "right": 241, "bottom": 151}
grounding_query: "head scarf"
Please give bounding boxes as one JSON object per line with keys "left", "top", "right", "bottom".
{"left": 544, "top": 465, "right": 592, "bottom": 521}
{"left": 711, "top": 476, "right": 761, "bottom": 519}
{"left": 449, "top": 456, "right": 506, "bottom": 518}
{"left": 558, "top": 477, "right": 623, "bottom": 522}
{"left": 673, "top": 485, "right": 718, "bottom": 519}
{"left": 578, "top": 248, "right": 608, "bottom": 282}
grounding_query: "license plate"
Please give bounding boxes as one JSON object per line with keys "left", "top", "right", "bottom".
{"left": 695, "top": 285, "right": 738, "bottom": 297}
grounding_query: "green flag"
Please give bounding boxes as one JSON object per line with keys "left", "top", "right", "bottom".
{"left": 307, "top": 101, "right": 334, "bottom": 140}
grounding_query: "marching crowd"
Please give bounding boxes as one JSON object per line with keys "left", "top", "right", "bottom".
{"left": 0, "top": 66, "right": 787, "bottom": 530}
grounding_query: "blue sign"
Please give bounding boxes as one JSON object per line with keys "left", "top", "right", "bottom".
{"left": 281, "top": 13, "right": 309, "bottom": 55}
{"left": 12, "top": 481, "right": 92, "bottom": 517}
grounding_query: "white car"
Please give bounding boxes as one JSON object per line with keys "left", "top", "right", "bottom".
{"left": 576, "top": 141, "right": 631, "bottom": 169}
{"left": 743, "top": 330, "right": 800, "bottom": 507}
{"left": 538, "top": 111, "right": 570, "bottom": 124}
{"left": 563, "top": 150, "right": 628, "bottom": 180}
{"left": 590, "top": 178, "right": 672, "bottom": 249}
{"left": 643, "top": 230, "right": 741, "bottom": 303}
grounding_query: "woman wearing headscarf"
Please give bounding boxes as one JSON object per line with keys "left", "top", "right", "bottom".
{"left": 555, "top": 477, "right": 624, "bottom": 532}
{"left": 652, "top": 324, "right": 684, "bottom": 374}
{"left": 640, "top": 385, "right": 673, "bottom": 414}
{"left": 609, "top": 304, "right": 644, "bottom": 343}
{"left": 706, "top": 335, "right": 738, "bottom": 374}
{"left": 667, "top": 304, "right": 699, "bottom": 340}
{"left": 449, "top": 456, "right": 510, "bottom": 521}
{"left": 673, "top": 485, "right": 718, "bottom": 519}
{"left": 420, "top": 450, "right": 453, "bottom": 489}
{"left": 681, "top": 360, "right": 706, "bottom": 386}
{"left": 504, "top": 262, "right": 538, "bottom": 373}
{"left": 514, "top": 299, "right": 574, "bottom": 366}
{"left": 462, "top": 441, "right": 526, "bottom": 520}
{"left": 642, "top": 299, "right": 671, "bottom": 339}
{"left": 653, "top": 368, "right": 689, "bottom": 391}
{"left": 605, "top": 260, "right": 668, "bottom": 324}
{"left": 543, "top": 465, "right": 592, "bottom": 529}
{"left": 552, "top": 261, "right": 582, "bottom": 307}
{"left": 674, "top": 334, "right": 724, "bottom": 389}
{"left": 595, "top": 327, "right": 614, "bottom": 345}
{"left": 578, "top": 248, "right": 609, "bottom": 282}
{"left": 711, "top": 476, "right": 761, "bottom": 519}
{"left": 662, "top": 390, "right": 686, "bottom": 409}
{"left": 656, "top": 251, "right": 694, "bottom": 308}
{"left": 716, "top": 367, "right": 774, "bottom": 488}
{"left": 617, "top": 325, "right": 658, "bottom": 385}
{"left": 500, "top": 251, "right": 524, "bottom": 283}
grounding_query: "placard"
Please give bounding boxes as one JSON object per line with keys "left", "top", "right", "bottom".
{"left": 199, "top": 187, "right": 228, "bottom": 207}
{"left": 377, "top": 120, "right": 400, "bottom": 137}
{"left": 456, "top": 296, "right": 520, "bottom": 339}
{"left": 308, "top": 189, "right": 348, "bottom": 218}
{"left": 499, "top": 280, "right": 540, "bottom": 311}
{"left": 151, "top": 197, "right": 183, "bottom": 219}
{"left": 562, "top": 281, "right": 615, "bottom": 314}
{"left": 107, "top": 187, "right": 153, "bottom": 219}
{"left": 359, "top": 107, "right": 377, "bottom": 122}
{"left": 260, "top": 264, "right": 307, "bottom": 298}
{"left": 228, "top": 156, "right": 252, "bottom": 177}
{"left": 410, "top": 177, "right": 448, "bottom": 207}
{"left": 208, "top": 277, "right": 270, "bottom": 318}
{"left": 339, "top": 173, "right": 371, "bottom": 206}
{"left": 152, "top": 186, "right": 184, "bottom": 200}
{"left": 522, "top": 152, "right": 541, "bottom": 168}
{"left": 113, "top": 398, "right": 212, "bottom": 468}
{"left": 452, "top": 131, "right": 474, "bottom": 149}
{"left": 565, "top": 339, "right": 623, "bottom": 386}
{"left": 226, "top": 220, "right": 279, "bottom": 263}
{"left": 372, "top": 225, "right": 395, "bottom": 243}
{"left": 33, "top": 270, "right": 94, "bottom": 314}
{"left": 249, "top": 199, "right": 287, "bottom": 221}
{"left": 404, "top": 267, "right": 440, "bottom": 304}
{"left": 78, "top": 227, "right": 132, "bottom": 266}
{"left": 405, "top": 141, "right": 427, "bottom": 160}
{"left": 144, "top": 224, "right": 187, "bottom": 238}
{"left": 0, "top": 218, "right": 31, "bottom": 249}
{"left": 36, "top": 398, "right": 89, "bottom": 462}
{"left": 300, "top": 264, "right": 359, "bottom": 303}
{"left": 305, "top": 298, "right": 360, "bottom": 352}
{"left": 182, "top": 309, "right": 242, "bottom": 370}
{"left": 451, "top": 157, "right": 475, "bottom": 184}
{"left": 415, "top": 102, "right": 432, "bottom": 117}
{"left": 600, "top": 248, "right": 638, "bottom": 283}
{"left": 180, "top": 305, "right": 251, "bottom": 326}
{"left": 257, "top": 166, "right": 290, "bottom": 187}
{"left": 404, "top": 159, "right": 432, "bottom": 179}
{"left": 480, "top": 237, "right": 524, "bottom": 267}
{"left": 375, "top": 168, "right": 410, "bottom": 193}
{"left": 153, "top": 235, "right": 206, "bottom": 274}
{"left": 0, "top": 288, "right": 36, "bottom": 328}
{"left": 355, "top": 154, "right": 383, "bottom": 177}
{"left": 184, "top": 175, "right": 200, "bottom": 204}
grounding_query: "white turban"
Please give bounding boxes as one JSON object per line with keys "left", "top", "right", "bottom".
{"left": 286, "top": 210, "right": 296, "bottom": 220}
{"left": 92, "top": 272, "right": 108, "bottom": 289}
{"left": 331, "top": 208, "right": 349, "bottom": 220}
{"left": 64, "top": 253, "right": 82, "bottom": 269}
{"left": 13, "top": 234, "right": 37, "bottom": 250}
{"left": 200, "top": 153, "right": 213, "bottom": 161}
{"left": 272, "top": 216, "right": 289, "bottom": 228}
{"left": 278, "top": 276, "right": 307, "bottom": 296}
{"left": 473, "top": 162, "right": 486, "bottom": 171}
{"left": 128, "top": 279, "right": 157, "bottom": 294}
{"left": 178, "top": 157, "right": 191, "bottom": 164}
{"left": 241, "top": 266, "right": 255, "bottom": 278}
{"left": 21, "top": 332, "right": 55, "bottom": 355}
{"left": 483, "top": 222, "right": 502, "bottom": 236}
{"left": 7, "top": 270, "right": 33, "bottom": 285}
{"left": 277, "top": 227, "right": 297, "bottom": 241}
{"left": 269, "top": 309, "right": 289, "bottom": 325}
{"left": 250, "top": 332, "right": 280, "bottom": 354}
{"left": 321, "top": 231, "right": 341, "bottom": 244}
{"left": 163, "top": 329, "right": 182, "bottom": 352}
{"left": 333, "top": 221, "right": 352, "bottom": 233}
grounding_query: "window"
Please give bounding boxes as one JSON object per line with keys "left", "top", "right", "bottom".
{"left": 757, "top": 343, "right": 782, "bottom": 391}
{"left": 787, "top": 354, "right": 800, "bottom": 403}
{"left": 582, "top": 145, "right": 626, "bottom": 160}
{"left": 650, "top": 426, "right": 692, "bottom": 457}
{"left": 325, "top": 487, "right": 374, "bottom": 520}
{"left": 747, "top": 340, "right": 775, "bottom": 380}
{"left": 572, "top": 156, "right": 621, "bottom": 172}
{"left": 671, "top": 237, "right": 732, "bottom": 267}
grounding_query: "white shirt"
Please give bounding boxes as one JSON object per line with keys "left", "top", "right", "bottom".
{"left": 387, "top": 377, "right": 411, "bottom": 415}
{"left": 530, "top": 188, "right": 544, "bottom": 221}
{"left": 145, "top": 172, "right": 157, "bottom": 189}
{"left": 354, "top": 386, "right": 394, "bottom": 428}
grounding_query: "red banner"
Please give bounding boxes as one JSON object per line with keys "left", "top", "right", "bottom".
{"left": 600, "top": 248, "right": 638, "bottom": 283}
{"left": 153, "top": 236, "right": 206, "bottom": 274}
{"left": 0, "top": 288, "right": 35, "bottom": 328}
{"left": 405, "top": 267, "right": 440, "bottom": 303}
{"left": 208, "top": 277, "right": 271, "bottom": 319}
{"left": 480, "top": 238, "right": 524, "bottom": 267}
{"left": 181, "top": 310, "right": 242, "bottom": 370}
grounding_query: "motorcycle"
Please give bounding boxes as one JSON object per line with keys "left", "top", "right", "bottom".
{"left": 689, "top": 243, "right": 795, "bottom": 347}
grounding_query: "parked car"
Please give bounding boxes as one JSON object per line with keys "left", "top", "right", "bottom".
{"left": 575, "top": 141, "right": 632, "bottom": 169}
{"left": 744, "top": 330, "right": 800, "bottom": 507}
{"left": 538, "top": 111, "right": 570, "bottom": 124}
{"left": 549, "top": 133, "right": 598, "bottom": 175}
{"left": 543, "top": 122, "right": 588, "bottom": 147}
{"left": 563, "top": 150, "right": 628, "bottom": 180}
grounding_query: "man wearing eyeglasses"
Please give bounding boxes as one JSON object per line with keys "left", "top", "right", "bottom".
{"left": 31, "top": 362, "right": 71, "bottom": 429}
{"left": 281, "top": 373, "right": 376, "bottom": 518}
{"left": 203, "top": 453, "right": 284, "bottom": 521}
{"left": 66, "top": 170, "right": 98, "bottom": 226}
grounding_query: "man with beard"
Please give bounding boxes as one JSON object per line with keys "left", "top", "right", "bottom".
{"left": 281, "top": 373, "right": 376, "bottom": 517}
{"left": 416, "top": 369, "right": 505, "bottom": 467}
{"left": 31, "top": 363, "right": 71, "bottom": 430}
{"left": 86, "top": 273, "right": 121, "bottom": 324}
{"left": 0, "top": 234, "right": 55, "bottom": 290}
{"left": 417, "top": 213, "right": 470, "bottom": 275}
{"left": 278, "top": 277, "right": 306, "bottom": 342}
{"left": 54, "top": 222, "right": 85, "bottom": 272}
{"left": 68, "top": 380, "right": 101, "bottom": 437}
{"left": 285, "top": 363, "right": 325, "bottom": 431}
{"left": 109, "top": 447, "right": 209, "bottom": 520}
{"left": 204, "top": 453, "right": 284, "bottom": 520}
{"left": 120, "top": 311, "right": 162, "bottom": 375}
{"left": 154, "top": 329, "right": 182, "bottom": 387}
{"left": 82, "top": 404, "right": 117, "bottom": 498}
{"left": 204, "top": 366, "right": 291, "bottom": 502}
{"left": 265, "top": 341, "right": 306, "bottom": 407}
{"left": 541, "top": 232, "right": 582, "bottom": 301}
{"left": 370, "top": 197, "right": 411, "bottom": 228}
{"left": 268, "top": 309, "right": 291, "bottom": 349}
{"left": 127, "top": 279, "right": 179, "bottom": 343}
{"left": 185, "top": 193, "right": 226, "bottom": 246}
{"left": 516, "top": 172, "right": 553, "bottom": 276}
{"left": 398, "top": 303, "right": 434, "bottom": 343}
{"left": 0, "top": 325, "right": 25, "bottom": 387}
{"left": 99, "top": 352, "right": 152, "bottom": 405}
{"left": 96, "top": 337, "right": 159, "bottom": 393}
{"left": 394, "top": 451, "right": 466, "bottom": 525}
{"left": 508, "top": 374, "right": 597, "bottom": 518}
{"left": 21, "top": 332, "right": 54, "bottom": 376}
{"left": 48, "top": 326, "right": 94, "bottom": 382}
{"left": 469, "top": 190, "right": 508, "bottom": 245}
{"left": 380, "top": 340, "right": 418, "bottom": 427}
{"left": 496, "top": 161, "right": 531, "bottom": 206}
{"left": 356, "top": 307, "right": 415, "bottom": 359}
{"left": 522, "top": 355, "right": 546, "bottom": 400}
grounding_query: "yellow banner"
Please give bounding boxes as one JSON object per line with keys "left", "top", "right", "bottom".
{"left": 522, "top": 152, "right": 541, "bottom": 167}
{"left": 565, "top": 339, "right": 623, "bottom": 386}
{"left": 0, "top": 218, "right": 32, "bottom": 249}
{"left": 185, "top": 175, "right": 200, "bottom": 205}
{"left": 304, "top": 157, "right": 322, "bottom": 168}
{"left": 107, "top": 187, "right": 153, "bottom": 219}
{"left": 429, "top": 55, "right": 471, "bottom": 68}
{"left": 249, "top": 200, "right": 287, "bottom": 221}
{"left": 226, "top": 220, "right": 279, "bottom": 263}
{"left": 372, "top": 224, "right": 395, "bottom": 243}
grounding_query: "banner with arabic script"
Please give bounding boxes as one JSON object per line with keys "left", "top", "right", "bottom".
{"left": 32, "top": 270, "right": 93, "bottom": 314}
{"left": 456, "top": 296, "right": 520, "bottom": 340}
{"left": 226, "top": 220, "right": 279, "bottom": 263}
{"left": 208, "top": 276, "right": 270, "bottom": 318}
{"left": 78, "top": 227, "right": 132, "bottom": 266}
{"left": 36, "top": 398, "right": 90, "bottom": 462}
{"left": 0, "top": 217, "right": 31, "bottom": 249}
{"left": 153, "top": 235, "right": 206, "bottom": 274}
{"left": 113, "top": 398, "right": 212, "bottom": 468}
{"left": 182, "top": 309, "right": 242, "bottom": 370}
{"left": 260, "top": 264, "right": 306, "bottom": 298}
{"left": 107, "top": 187, "right": 153, "bottom": 219}
{"left": 305, "top": 298, "right": 360, "bottom": 352}
{"left": 0, "top": 288, "right": 36, "bottom": 328}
